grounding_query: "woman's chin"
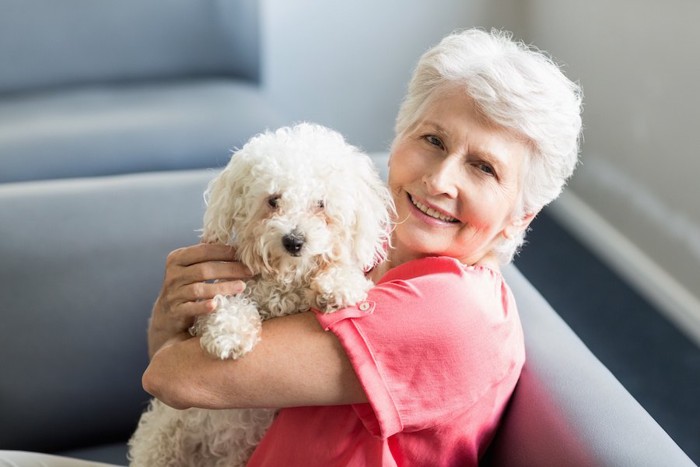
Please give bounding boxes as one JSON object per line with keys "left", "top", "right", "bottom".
{"left": 392, "top": 226, "right": 447, "bottom": 259}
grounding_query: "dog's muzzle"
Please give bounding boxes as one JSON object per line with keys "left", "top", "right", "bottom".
{"left": 282, "top": 231, "right": 305, "bottom": 256}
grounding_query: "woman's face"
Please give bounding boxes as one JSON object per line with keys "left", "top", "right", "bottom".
{"left": 388, "top": 87, "right": 533, "bottom": 266}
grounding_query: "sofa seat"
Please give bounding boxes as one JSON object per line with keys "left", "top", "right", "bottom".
{"left": 0, "top": 79, "right": 286, "bottom": 183}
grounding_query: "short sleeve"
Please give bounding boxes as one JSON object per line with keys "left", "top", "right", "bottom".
{"left": 315, "top": 256, "right": 524, "bottom": 439}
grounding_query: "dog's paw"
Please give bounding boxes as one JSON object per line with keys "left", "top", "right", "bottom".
{"left": 312, "top": 269, "right": 373, "bottom": 312}
{"left": 199, "top": 295, "right": 263, "bottom": 359}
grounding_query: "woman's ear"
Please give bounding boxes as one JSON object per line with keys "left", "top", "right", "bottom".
{"left": 504, "top": 211, "right": 536, "bottom": 239}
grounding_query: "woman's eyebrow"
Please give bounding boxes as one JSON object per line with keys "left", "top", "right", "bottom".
{"left": 471, "top": 146, "right": 501, "bottom": 161}
{"left": 471, "top": 148, "right": 508, "bottom": 174}
{"left": 418, "top": 120, "right": 449, "bottom": 136}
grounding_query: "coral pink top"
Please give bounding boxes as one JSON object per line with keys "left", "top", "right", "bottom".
{"left": 247, "top": 257, "right": 525, "bottom": 466}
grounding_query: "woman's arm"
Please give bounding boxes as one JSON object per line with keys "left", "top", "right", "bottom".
{"left": 144, "top": 242, "right": 367, "bottom": 410}
{"left": 143, "top": 312, "right": 368, "bottom": 410}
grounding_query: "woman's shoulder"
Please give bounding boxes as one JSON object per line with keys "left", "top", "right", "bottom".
{"left": 367, "top": 256, "right": 512, "bottom": 329}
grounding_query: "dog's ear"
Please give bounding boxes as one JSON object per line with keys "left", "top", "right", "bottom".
{"left": 201, "top": 152, "right": 253, "bottom": 246}
{"left": 347, "top": 153, "right": 395, "bottom": 271}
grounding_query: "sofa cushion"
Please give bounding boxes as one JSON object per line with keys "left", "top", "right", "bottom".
{"left": 0, "top": 80, "right": 286, "bottom": 183}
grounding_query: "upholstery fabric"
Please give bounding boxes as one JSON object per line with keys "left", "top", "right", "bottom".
{"left": 0, "top": 80, "right": 285, "bottom": 183}
{"left": 0, "top": 0, "right": 259, "bottom": 93}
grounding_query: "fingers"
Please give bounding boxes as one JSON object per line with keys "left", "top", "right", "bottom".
{"left": 171, "top": 299, "right": 217, "bottom": 322}
{"left": 176, "top": 280, "right": 247, "bottom": 307}
{"left": 168, "top": 243, "right": 247, "bottom": 268}
{"left": 158, "top": 243, "right": 253, "bottom": 318}
{"left": 166, "top": 244, "right": 252, "bottom": 282}
{"left": 184, "top": 261, "right": 252, "bottom": 284}
{"left": 166, "top": 242, "right": 249, "bottom": 279}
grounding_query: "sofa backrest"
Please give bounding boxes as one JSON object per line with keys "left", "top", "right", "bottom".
{"left": 0, "top": 0, "right": 260, "bottom": 95}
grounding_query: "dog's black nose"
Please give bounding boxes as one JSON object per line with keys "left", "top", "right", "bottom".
{"left": 282, "top": 232, "right": 305, "bottom": 255}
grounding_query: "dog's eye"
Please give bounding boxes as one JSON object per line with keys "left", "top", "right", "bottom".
{"left": 267, "top": 195, "right": 281, "bottom": 209}
{"left": 317, "top": 200, "right": 325, "bottom": 209}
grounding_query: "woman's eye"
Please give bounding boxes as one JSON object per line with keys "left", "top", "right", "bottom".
{"left": 267, "top": 195, "right": 281, "bottom": 208}
{"left": 425, "top": 135, "right": 445, "bottom": 150}
{"left": 477, "top": 163, "right": 495, "bottom": 176}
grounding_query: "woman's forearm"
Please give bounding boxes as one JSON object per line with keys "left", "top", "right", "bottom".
{"left": 147, "top": 318, "right": 177, "bottom": 360}
{"left": 142, "top": 312, "right": 368, "bottom": 410}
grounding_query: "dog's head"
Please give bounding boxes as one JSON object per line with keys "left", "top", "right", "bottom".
{"left": 202, "top": 123, "right": 394, "bottom": 279}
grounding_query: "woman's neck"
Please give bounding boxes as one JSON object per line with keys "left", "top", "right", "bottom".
{"left": 367, "top": 247, "right": 413, "bottom": 283}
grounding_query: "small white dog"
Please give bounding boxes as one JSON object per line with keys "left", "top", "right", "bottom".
{"left": 128, "top": 123, "right": 394, "bottom": 467}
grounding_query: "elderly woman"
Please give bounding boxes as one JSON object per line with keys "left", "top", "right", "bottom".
{"left": 144, "top": 28, "right": 582, "bottom": 465}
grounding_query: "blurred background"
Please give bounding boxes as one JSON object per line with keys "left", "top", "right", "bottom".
{"left": 2, "top": 0, "right": 698, "bottom": 462}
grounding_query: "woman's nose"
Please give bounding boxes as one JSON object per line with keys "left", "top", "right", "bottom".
{"left": 422, "top": 157, "right": 459, "bottom": 197}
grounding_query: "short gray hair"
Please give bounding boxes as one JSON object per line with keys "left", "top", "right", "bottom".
{"left": 394, "top": 28, "right": 583, "bottom": 263}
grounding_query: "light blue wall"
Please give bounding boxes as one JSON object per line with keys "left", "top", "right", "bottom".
{"left": 261, "top": 0, "right": 517, "bottom": 152}
{"left": 519, "top": 0, "right": 700, "bottom": 332}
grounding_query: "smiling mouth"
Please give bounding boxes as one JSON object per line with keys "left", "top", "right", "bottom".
{"left": 408, "top": 194, "right": 459, "bottom": 223}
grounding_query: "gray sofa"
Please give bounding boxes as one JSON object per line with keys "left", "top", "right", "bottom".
{"left": 1, "top": 160, "right": 696, "bottom": 466}
{"left": 0, "top": 1, "right": 695, "bottom": 466}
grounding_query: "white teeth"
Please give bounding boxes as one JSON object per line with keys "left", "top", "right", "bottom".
{"left": 409, "top": 195, "right": 458, "bottom": 223}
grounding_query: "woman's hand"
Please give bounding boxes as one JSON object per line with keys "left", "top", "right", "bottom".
{"left": 144, "top": 243, "right": 367, "bottom": 411}
{"left": 147, "top": 243, "right": 253, "bottom": 358}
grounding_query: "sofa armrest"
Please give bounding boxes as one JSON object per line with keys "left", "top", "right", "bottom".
{"left": 484, "top": 265, "right": 695, "bottom": 466}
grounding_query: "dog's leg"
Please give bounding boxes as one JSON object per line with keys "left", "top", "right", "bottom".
{"left": 197, "top": 295, "right": 263, "bottom": 359}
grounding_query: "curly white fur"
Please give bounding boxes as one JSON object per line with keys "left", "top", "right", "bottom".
{"left": 128, "top": 123, "right": 394, "bottom": 467}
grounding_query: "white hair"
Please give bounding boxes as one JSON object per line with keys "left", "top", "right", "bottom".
{"left": 394, "top": 28, "right": 583, "bottom": 263}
